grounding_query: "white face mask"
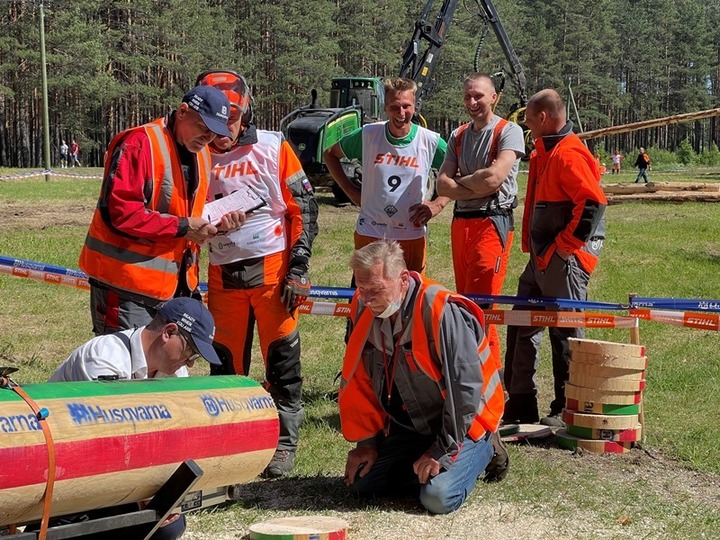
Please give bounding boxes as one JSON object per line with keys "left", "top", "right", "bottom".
{"left": 376, "top": 280, "right": 403, "bottom": 319}
{"left": 376, "top": 297, "right": 401, "bottom": 319}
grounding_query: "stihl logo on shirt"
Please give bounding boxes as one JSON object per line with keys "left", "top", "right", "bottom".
{"left": 212, "top": 161, "right": 259, "bottom": 178}
{"left": 373, "top": 153, "right": 420, "bottom": 168}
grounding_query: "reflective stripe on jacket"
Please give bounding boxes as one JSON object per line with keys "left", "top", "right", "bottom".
{"left": 339, "top": 274, "right": 504, "bottom": 463}
{"left": 80, "top": 117, "right": 210, "bottom": 301}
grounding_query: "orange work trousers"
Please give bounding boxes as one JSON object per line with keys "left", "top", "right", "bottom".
{"left": 451, "top": 216, "right": 514, "bottom": 371}
{"left": 354, "top": 232, "right": 427, "bottom": 275}
{"left": 207, "top": 258, "right": 297, "bottom": 376}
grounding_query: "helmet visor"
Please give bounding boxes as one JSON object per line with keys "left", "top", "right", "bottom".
{"left": 196, "top": 71, "right": 251, "bottom": 115}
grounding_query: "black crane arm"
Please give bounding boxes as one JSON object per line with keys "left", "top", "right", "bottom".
{"left": 398, "top": 0, "right": 528, "bottom": 113}
{"left": 474, "top": 0, "right": 527, "bottom": 107}
{"left": 399, "top": 0, "right": 460, "bottom": 114}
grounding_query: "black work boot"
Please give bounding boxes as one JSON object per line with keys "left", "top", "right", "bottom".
{"left": 502, "top": 393, "right": 539, "bottom": 424}
{"left": 483, "top": 431, "right": 510, "bottom": 483}
{"left": 261, "top": 449, "right": 296, "bottom": 479}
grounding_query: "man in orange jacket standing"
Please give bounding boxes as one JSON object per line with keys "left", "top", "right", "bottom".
{"left": 198, "top": 70, "right": 318, "bottom": 478}
{"left": 80, "top": 85, "right": 245, "bottom": 335}
{"left": 339, "top": 240, "right": 507, "bottom": 514}
{"left": 503, "top": 89, "right": 607, "bottom": 427}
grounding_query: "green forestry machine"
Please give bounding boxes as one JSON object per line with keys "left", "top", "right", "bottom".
{"left": 280, "top": 0, "right": 528, "bottom": 202}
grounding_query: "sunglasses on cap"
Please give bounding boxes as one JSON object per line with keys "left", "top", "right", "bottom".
{"left": 196, "top": 70, "right": 251, "bottom": 115}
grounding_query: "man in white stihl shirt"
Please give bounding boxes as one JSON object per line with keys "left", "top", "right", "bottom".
{"left": 323, "top": 77, "right": 448, "bottom": 274}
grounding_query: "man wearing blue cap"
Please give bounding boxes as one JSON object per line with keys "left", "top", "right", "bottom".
{"left": 79, "top": 85, "right": 247, "bottom": 336}
{"left": 47, "top": 296, "right": 220, "bottom": 539}
{"left": 50, "top": 297, "right": 222, "bottom": 381}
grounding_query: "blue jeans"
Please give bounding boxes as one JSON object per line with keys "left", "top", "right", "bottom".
{"left": 634, "top": 168, "right": 648, "bottom": 183}
{"left": 350, "top": 423, "right": 493, "bottom": 514}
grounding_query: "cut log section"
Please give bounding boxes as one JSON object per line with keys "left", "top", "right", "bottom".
{"left": 568, "top": 374, "right": 646, "bottom": 392}
{"left": 0, "top": 376, "right": 279, "bottom": 527}
{"left": 569, "top": 362, "right": 645, "bottom": 381}
{"left": 565, "top": 383, "right": 642, "bottom": 405}
{"left": 555, "top": 430, "right": 633, "bottom": 454}
{"left": 500, "top": 424, "right": 553, "bottom": 442}
{"left": 249, "top": 516, "right": 349, "bottom": 540}
{"left": 565, "top": 398, "right": 641, "bottom": 416}
{"left": 562, "top": 409, "right": 639, "bottom": 430}
{"left": 568, "top": 338, "right": 645, "bottom": 358}
{"left": 571, "top": 351, "right": 647, "bottom": 370}
{"left": 566, "top": 424, "right": 642, "bottom": 442}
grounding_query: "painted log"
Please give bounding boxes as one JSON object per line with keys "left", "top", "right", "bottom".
{"left": 249, "top": 516, "right": 349, "bottom": 540}
{"left": 555, "top": 430, "right": 633, "bottom": 454}
{"left": 0, "top": 376, "right": 279, "bottom": 526}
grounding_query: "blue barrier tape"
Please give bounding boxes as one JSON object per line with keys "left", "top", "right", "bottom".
{"left": 4, "top": 255, "right": 719, "bottom": 312}
{"left": 629, "top": 296, "right": 720, "bottom": 312}
{"left": 0, "top": 255, "right": 87, "bottom": 278}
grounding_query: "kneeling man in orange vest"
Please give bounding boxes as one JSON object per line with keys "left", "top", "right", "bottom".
{"left": 338, "top": 240, "right": 508, "bottom": 514}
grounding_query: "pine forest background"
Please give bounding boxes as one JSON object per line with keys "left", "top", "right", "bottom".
{"left": 2, "top": 0, "right": 720, "bottom": 168}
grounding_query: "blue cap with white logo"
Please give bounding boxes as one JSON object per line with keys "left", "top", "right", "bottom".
{"left": 157, "top": 297, "right": 222, "bottom": 366}
{"left": 182, "top": 85, "right": 232, "bottom": 139}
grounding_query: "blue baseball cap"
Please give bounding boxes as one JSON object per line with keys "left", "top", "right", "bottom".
{"left": 182, "top": 85, "right": 232, "bottom": 139}
{"left": 157, "top": 297, "right": 222, "bottom": 366}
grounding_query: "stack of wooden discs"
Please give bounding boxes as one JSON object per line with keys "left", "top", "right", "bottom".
{"left": 556, "top": 338, "right": 646, "bottom": 454}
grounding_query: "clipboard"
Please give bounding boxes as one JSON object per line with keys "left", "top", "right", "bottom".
{"left": 204, "top": 186, "right": 267, "bottom": 224}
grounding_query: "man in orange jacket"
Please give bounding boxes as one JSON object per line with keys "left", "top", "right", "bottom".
{"left": 80, "top": 85, "right": 245, "bottom": 335}
{"left": 339, "top": 240, "right": 507, "bottom": 514}
{"left": 503, "top": 89, "right": 607, "bottom": 426}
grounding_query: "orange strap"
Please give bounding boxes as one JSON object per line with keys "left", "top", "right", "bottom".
{"left": 454, "top": 118, "right": 509, "bottom": 165}
{"left": 1, "top": 377, "right": 56, "bottom": 539}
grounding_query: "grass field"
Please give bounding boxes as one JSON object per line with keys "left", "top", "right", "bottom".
{"left": 1, "top": 166, "right": 720, "bottom": 539}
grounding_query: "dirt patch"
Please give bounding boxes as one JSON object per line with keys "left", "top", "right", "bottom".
{"left": 2, "top": 203, "right": 94, "bottom": 231}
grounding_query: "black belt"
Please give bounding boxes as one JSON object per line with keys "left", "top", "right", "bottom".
{"left": 453, "top": 207, "right": 513, "bottom": 219}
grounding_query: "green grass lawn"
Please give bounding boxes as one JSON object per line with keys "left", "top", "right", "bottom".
{"left": 1, "top": 167, "right": 719, "bottom": 537}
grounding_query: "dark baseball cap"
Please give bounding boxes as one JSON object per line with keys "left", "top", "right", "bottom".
{"left": 182, "top": 85, "right": 232, "bottom": 139}
{"left": 157, "top": 297, "right": 222, "bottom": 366}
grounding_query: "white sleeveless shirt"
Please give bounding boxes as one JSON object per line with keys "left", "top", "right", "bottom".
{"left": 207, "top": 131, "right": 287, "bottom": 265}
{"left": 358, "top": 123, "right": 439, "bottom": 240}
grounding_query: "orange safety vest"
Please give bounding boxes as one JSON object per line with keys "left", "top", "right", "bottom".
{"left": 339, "top": 275, "right": 504, "bottom": 445}
{"left": 454, "top": 117, "right": 509, "bottom": 164}
{"left": 79, "top": 117, "right": 211, "bottom": 301}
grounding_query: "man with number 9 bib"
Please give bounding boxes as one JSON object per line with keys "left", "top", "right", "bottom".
{"left": 323, "top": 78, "right": 448, "bottom": 273}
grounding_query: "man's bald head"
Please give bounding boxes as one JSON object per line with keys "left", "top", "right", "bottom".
{"left": 525, "top": 89, "right": 567, "bottom": 139}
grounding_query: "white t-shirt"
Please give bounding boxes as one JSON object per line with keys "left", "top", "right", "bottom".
{"left": 49, "top": 327, "right": 188, "bottom": 381}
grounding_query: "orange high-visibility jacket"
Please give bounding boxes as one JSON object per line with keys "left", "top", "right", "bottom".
{"left": 522, "top": 132, "right": 607, "bottom": 274}
{"left": 80, "top": 117, "right": 211, "bottom": 301}
{"left": 339, "top": 274, "right": 504, "bottom": 464}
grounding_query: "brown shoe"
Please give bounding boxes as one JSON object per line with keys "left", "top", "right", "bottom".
{"left": 261, "top": 449, "right": 296, "bottom": 479}
{"left": 483, "top": 431, "right": 509, "bottom": 483}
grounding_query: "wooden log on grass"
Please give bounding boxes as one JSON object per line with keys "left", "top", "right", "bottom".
{"left": 606, "top": 192, "right": 720, "bottom": 204}
{"left": 0, "top": 376, "right": 279, "bottom": 526}
{"left": 603, "top": 182, "right": 720, "bottom": 195}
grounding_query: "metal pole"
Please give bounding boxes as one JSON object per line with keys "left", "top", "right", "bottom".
{"left": 39, "top": 2, "right": 52, "bottom": 181}
{"left": 567, "top": 81, "right": 584, "bottom": 133}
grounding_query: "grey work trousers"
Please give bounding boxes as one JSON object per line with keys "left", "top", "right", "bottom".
{"left": 504, "top": 253, "right": 591, "bottom": 416}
